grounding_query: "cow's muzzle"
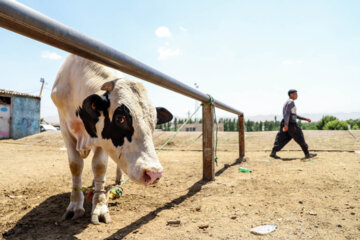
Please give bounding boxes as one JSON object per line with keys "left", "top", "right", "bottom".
{"left": 143, "top": 170, "right": 162, "bottom": 185}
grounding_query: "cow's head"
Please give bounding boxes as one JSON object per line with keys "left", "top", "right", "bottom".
{"left": 77, "top": 79, "right": 172, "bottom": 185}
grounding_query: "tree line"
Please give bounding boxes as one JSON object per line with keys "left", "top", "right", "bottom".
{"left": 156, "top": 115, "right": 360, "bottom": 132}
{"left": 156, "top": 117, "right": 202, "bottom": 131}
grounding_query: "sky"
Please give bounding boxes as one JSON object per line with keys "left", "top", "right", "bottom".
{"left": 0, "top": 0, "right": 359, "bottom": 122}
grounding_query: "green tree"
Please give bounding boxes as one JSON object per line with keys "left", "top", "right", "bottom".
{"left": 235, "top": 118, "right": 238, "bottom": 131}
{"left": 302, "top": 122, "right": 317, "bottom": 130}
{"left": 259, "top": 121, "right": 263, "bottom": 131}
{"left": 323, "top": 120, "right": 348, "bottom": 130}
{"left": 245, "top": 120, "right": 253, "bottom": 132}
{"left": 264, "top": 120, "right": 275, "bottom": 131}
{"left": 229, "top": 118, "right": 235, "bottom": 131}
{"left": 254, "top": 122, "right": 260, "bottom": 131}
{"left": 174, "top": 117, "right": 178, "bottom": 131}
{"left": 225, "top": 119, "right": 230, "bottom": 131}
{"left": 346, "top": 119, "right": 360, "bottom": 129}
{"left": 316, "top": 115, "right": 337, "bottom": 130}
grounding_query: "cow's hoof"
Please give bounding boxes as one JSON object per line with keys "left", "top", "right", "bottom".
{"left": 115, "top": 178, "right": 122, "bottom": 185}
{"left": 91, "top": 212, "right": 112, "bottom": 225}
{"left": 62, "top": 208, "right": 85, "bottom": 221}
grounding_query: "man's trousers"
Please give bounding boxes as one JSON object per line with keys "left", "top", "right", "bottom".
{"left": 271, "top": 120, "right": 309, "bottom": 155}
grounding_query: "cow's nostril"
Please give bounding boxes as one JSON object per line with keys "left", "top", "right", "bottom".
{"left": 143, "top": 170, "right": 162, "bottom": 184}
{"left": 144, "top": 171, "right": 151, "bottom": 183}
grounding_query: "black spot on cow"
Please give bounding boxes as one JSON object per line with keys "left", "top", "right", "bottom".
{"left": 76, "top": 93, "right": 110, "bottom": 138}
{"left": 102, "top": 104, "right": 134, "bottom": 147}
{"left": 76, "top": 92, "right": 134, "bottom": 147}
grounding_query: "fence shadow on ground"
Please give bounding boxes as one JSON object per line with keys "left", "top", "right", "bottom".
{"left": 215, "top": 157, "right": 244, "bottom": 176}
{"left": 3, "top": 158, "right": 241, "bottom": 240}
{"left": 3, "top": 193, "right": 92, "bottom": 240}
{"left": 105, "top": 157, "right": 242, "bottom": 240}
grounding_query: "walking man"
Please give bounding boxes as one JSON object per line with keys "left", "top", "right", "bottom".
{"left": 270, "top": 89, "right": 317, "bottom": 159}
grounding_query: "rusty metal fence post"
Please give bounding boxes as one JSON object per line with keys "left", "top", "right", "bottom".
{"left": 238, "top": 115, "right": 245, "bottom": 160}
{"left": 202, "top": 103, "right": 215, "bottom": 181}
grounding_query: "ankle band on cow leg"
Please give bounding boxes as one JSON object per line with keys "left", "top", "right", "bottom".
{"left": 94, "top": 178, "right": 105, "bottom": 191}
{"left": 72, "top": 176, "right": 82, "bottom": 191}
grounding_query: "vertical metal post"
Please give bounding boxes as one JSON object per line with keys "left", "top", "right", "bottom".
{"left": 202, "top": 103, "right": 215, "bottom": 181}
{"left": 238, "top": 114, "right": 245, "bottom": 159}
{"left": 39, "top": 78, "right": 45, "bottom": 97}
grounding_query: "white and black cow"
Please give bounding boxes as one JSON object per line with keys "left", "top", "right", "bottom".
{"left": 51, "top": 54, "right": 172, "bottom": 224}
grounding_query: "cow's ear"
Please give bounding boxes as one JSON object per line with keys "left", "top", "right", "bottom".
{"left": 156, "top": 107, "right": 173, "bottom": 124}
{"left": 82, "top": 94, "right": 109, "bottom": 115}
{"left": 101, "top": 79, "right": 119, "bottom": 91}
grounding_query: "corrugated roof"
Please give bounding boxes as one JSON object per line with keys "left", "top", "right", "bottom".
{"left": 0, "top": 89, "right": 40, "bottom": 99}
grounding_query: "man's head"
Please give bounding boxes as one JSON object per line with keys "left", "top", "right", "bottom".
{"left": 288, "top": 89, "right": 298, "bottom": 100}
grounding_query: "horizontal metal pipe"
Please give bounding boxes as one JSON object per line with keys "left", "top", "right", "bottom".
{"left": 0, "top": 0, "right": 243, "bottom": 116}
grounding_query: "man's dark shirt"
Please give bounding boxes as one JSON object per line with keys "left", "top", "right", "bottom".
{"left": 283, "top": 99, "right": 306, "bottom": 126}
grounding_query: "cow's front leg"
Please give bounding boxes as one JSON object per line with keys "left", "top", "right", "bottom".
{"left": 115, "top": 166, "right": 123, "bottom": 185}
{"left": 62, "top": 146, "right": 85, "bottom": 220}
{"left": 91, "top": 147, "right": 111, "bottom": 224}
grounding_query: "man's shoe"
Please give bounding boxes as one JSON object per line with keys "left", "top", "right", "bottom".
{"left": 305, "top": 153, "right": 317, "bottom": 159}
{"left": 270, "top": 153, "right": 281, "bottom": 159}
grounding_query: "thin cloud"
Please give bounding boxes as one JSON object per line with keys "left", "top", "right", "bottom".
{"left": 179, "top": 26, "right": 188, "bottom": 32}
{"left": 282, "top": 60, "right": 293, "bottom": 65}
{"left": 41, "top": 51, "right": 62, "bottom": 60}
{"left": 158, "top": 46, "right": 180, "bottom": 60}
{"left": 155, "top": 26, "right": 172, "bottom": 38}
{"left": 282, "top": 59, "right": 303, "bottom": 65}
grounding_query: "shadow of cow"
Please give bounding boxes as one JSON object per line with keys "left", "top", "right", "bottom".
{"left": 3, "top": 193, "right": 91, "bottom": 240}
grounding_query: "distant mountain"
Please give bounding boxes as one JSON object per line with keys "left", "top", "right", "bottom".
{"left": 246, "top": 112, "right": 360, "bottom": 122}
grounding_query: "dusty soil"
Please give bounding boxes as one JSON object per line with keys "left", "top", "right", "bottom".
{"left": 0, "top": 130, "right": 359, "bottom": 240}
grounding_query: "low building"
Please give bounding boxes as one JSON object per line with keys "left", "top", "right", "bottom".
{"left": 179, "top": 123, "right": 224, "bottom": 132}
{"left": 0, "top": 89, "right": 40, "bottom": 139}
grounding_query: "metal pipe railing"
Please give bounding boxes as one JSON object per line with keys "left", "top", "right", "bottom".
{"left": 0, "top": 0, "right": 243, "bottom": 116}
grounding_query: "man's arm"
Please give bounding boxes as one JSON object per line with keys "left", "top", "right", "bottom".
{"left": 283, "top": 101, "right": 294, "bottom": 131}
{"left": 297, "top": 115, "right": 311, "bottom": 122}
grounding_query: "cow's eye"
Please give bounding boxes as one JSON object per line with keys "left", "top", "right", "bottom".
{"left": 114, "top": 115, "right": 126, "bottom": 125}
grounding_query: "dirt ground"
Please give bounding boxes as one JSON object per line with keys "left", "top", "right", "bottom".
{"left": 0, "top": 130, "right": 359, "bottom": 240}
